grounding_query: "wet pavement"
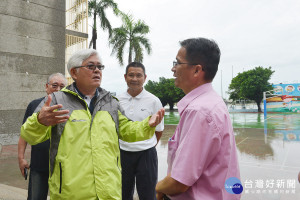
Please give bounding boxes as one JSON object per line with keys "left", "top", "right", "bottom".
{"left": 159, "top": 112, "right": 300, "bottom": 200}
{"left": 0, "top": 144, "right": 31, "bottom": 200}
{"left": 1, "top": 113, "right": 300, "bottom": 199}
{"left": 0, "top": 144, "right": 31, "bottom": 190}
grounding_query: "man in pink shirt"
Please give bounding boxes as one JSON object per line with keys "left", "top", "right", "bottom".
{"left": 156, "top": 38, "right": 241, "bottom": 200}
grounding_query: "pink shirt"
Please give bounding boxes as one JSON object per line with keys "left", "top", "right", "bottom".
{"left": 167, "top": 83, "right": 241, "bottom": 200}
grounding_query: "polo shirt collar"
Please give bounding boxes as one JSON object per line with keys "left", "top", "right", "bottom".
{"left": 177, "top": 83, "right": 212, "bottom": 116}
{"left": 126, "top": 88, "right": 145, "bottom": 99}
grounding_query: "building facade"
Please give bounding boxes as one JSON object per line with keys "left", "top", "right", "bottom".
{"left": 65, "top": 0, "right": 89, "bottom": 84}
{"left": 0, "top": 0, "right": 66, "bottom": 145}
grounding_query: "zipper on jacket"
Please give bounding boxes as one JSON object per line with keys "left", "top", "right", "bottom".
{"left": 59, "top": 162, "right": 62, "bottom": 194}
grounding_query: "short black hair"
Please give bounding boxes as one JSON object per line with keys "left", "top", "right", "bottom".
{"left": 125, "top": 62, "right": 146, "bottom": 75}
{"left": 180, "top": 38, "right": 220, "bottom": 81}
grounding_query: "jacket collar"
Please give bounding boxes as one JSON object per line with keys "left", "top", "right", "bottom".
{"left": 65, "top": 83, "right": 110, "bottom": 101}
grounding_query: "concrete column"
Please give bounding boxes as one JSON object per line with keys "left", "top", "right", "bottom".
{"left": 0, "top": 0, "right": 66, "bottom": 145}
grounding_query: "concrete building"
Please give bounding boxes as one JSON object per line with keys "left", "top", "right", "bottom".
{"left": 0, "top": 0, "right": 66, "bottom": 145}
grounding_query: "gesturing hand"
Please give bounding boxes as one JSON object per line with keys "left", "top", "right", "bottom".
{"left": 37, "top": 95, "right": 70, "bottom": 126}
{"left": 149, "top": 108, "right": 165, "bottom": 127}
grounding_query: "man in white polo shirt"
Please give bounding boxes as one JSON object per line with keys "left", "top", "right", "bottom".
{"left": 118, "top": 62, "right": 164, "bottom": 200}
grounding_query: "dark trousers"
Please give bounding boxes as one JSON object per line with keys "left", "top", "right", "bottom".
{"left": 121, "top": 147, "right": 158, "bottom": 200}
{"left": 27, "top": 169, "right": 49, "bottom": 200}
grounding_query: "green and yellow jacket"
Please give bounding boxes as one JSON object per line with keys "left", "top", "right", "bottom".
{"left": 21, "top": 84, "right": 155, "bottom": 200}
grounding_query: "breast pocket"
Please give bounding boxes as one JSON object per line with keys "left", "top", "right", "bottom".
{"left": 167, "top": 138, "right": 178, "bottom": 169}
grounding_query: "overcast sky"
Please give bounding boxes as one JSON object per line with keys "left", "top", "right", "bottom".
{"left": 90, "top": 0, "right": 300, "bottom": 99}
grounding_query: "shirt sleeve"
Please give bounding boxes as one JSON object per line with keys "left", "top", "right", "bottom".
{"left": 21, "top": 113, "right": 51, "bottom": 145}
{"left": 170, "top": 109, "right": 221, "bottom": 186}
{"left": 22, "top": 98, "right": 44, "bottom": 124}
{"left": 118, "top": 111, "right": 156, "bottom": 142}
{"left": 22, "top": 102, "right": 34, "bottom": 124}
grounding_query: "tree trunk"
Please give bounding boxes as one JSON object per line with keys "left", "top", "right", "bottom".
{"left": 256, "top": 101, "right": 262, "bottom": 112}
{"left": 169, "top": 102, "right": 174, "bottom": 110}
{"left": 92, "top": 12, "right": 97, "bottom": 49}
{"left": 128, "top": 39, "right": 132, "bottom": 64}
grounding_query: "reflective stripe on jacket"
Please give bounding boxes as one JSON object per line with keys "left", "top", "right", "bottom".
{"left": 21, "top": 84, "right": 155, "bottom": 200}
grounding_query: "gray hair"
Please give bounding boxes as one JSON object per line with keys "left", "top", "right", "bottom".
{"left": 47, "top": 73, "right": 67, "bottom": 84}
{"left": 67, "top": 49, "right": 101, "bottom": 73}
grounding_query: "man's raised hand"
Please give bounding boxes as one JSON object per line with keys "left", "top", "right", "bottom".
{"left": 149, "top": 108, "right": 165, "bottom": 127}
{"left": 37, "top": 95, "right": 70, "bottom": 126}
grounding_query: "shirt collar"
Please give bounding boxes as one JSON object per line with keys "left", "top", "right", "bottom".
{"left": 126, "top": 88, "right": 145, "bottom": 99}
{"left": 177, "top": 83, "right": 212, "bottom": 116}
{"left": 73, "top": 82, "right": 99, "bottom": 100}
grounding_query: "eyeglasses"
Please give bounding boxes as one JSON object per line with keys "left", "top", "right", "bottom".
{"left": 173, "top": 61, "right": 200, "bottom": 67}
{"left": 75, "top": 64, "right": 105, "bottom": 71}
{"left": 173, "top": 61, "right": 204, "bottom": 70}
{"left": 48, "top": 83, "right": 65, "bottom": 89}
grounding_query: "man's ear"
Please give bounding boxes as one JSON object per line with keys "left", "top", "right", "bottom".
{"left": 70, "top": 68, "right": 78, "bottom": 80}
{"left": 194, "top": 65, "right": 202, "bottom": 75}
{"left": 45, "top": 83, "right": 49, "bottom": 91}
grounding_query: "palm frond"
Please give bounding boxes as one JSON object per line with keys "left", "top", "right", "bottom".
{"left": 116, "top": 42, "right": 126, "bottom": 65}
{"left": 87, "top": 0, "right": 120, "bottom": 48}
{"left": 135, "top": 36, "right": 152, "bottom": 54}
{"left": 132, "top": 20, "right": 150, "bottom": 35}
{"left": 108, "top": 12, "right": 152, "bottom": 65}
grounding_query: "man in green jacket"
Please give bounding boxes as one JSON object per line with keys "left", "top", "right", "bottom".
{"left": 21, "top": 49, "right": 164, "bottom": 200}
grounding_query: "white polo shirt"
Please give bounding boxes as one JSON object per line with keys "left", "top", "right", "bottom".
{"left": 117, "top": 89, "right": 164, "bottom": 152}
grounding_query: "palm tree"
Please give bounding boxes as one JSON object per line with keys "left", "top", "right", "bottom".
{"left": 109, "top": 14, "right": 152, "bottom": 65}
{"left": 88, "top": 0, "right": 120, "bottom": 49}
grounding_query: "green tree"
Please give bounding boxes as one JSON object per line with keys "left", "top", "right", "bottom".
{"left": 228, "top": 66, "right": 274, "bottom": 112}
{"left": 145, "top": 77, "right": 185, "bottom": 110}
{"left": 88, "top": 0, "right": 120, "bottom": 49}
{"left": 109, "top": 14, "right": 152, "bottom": 65}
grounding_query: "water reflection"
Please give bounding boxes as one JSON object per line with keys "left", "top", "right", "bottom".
{"left": 264, "top": 119, "right": 267, "bottom": 144}
{"left": 166, "top": 111, "right": 300, "bottom": 129}
{"left": 235, "top": 128, "right": 275, "bottom": 160}
{"left": 164, "top": 111, "right": 180, "bottom": 125}
{"left": 230, "top": 112, "right": 300, "bottom": 130}
{"left": 158, "top": 112, "right": 300, "bottom": 199}
{"left": 275, "top": 130, "right": 300, "bottom": 141}
{"left": 157, "top": 125, "right": 300, "bottom": 172}
{"left": 161, "top": 112, "right": 300, "bottom": 161}
{"left": 257, "top": 113, "right": 261, "bottom": 123}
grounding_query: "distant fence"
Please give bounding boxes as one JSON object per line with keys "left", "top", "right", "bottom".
{"left": 227, "top": 100, "right": 261, "bottom": 112}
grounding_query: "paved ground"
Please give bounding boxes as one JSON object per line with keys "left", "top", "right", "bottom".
{"left": 0, "top": 144, "right": 48, "bottom": 200}
{"left": 0, "top": 144, "right": 34, "bottom": 200}
{"left": 0, "top": 183, "right": 29, "bottom": 200}
{"left": 0, "top": 144, "right": 31, "bottom": 190}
